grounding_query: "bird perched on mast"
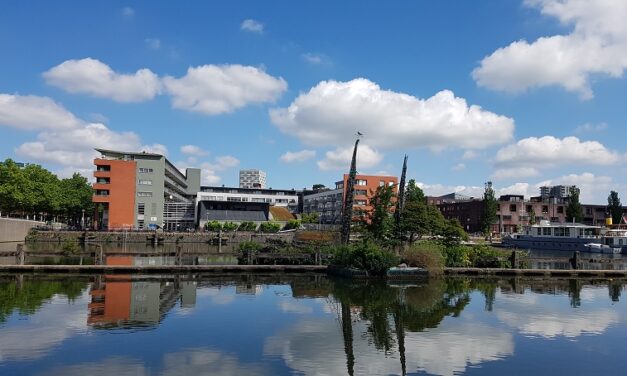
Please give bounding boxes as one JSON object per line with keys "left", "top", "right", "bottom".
{"left": 356, "top": 131, "right": 363, "bottom": 137}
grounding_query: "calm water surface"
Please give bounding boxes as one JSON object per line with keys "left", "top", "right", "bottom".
{"left": 1, "top": 274, "right": 626, "bottom": 375}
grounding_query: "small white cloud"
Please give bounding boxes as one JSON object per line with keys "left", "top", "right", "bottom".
{"left": 452, "top": 163, "right": 466, "bottom": 171}
{"left": 280, "top": 149, "right": 316, "bottom": 163}
{"left": 301, "top": 53, "right": 331, "bottom": 66}
{"left": 145, "top": 38, "right": 161, "bottom": 50}
{"left": 141, "top": 143, "right": 168, "bottom": 156}
{"left": 43, "top": 58, "right": 161, "bottom": 102}
{"left": 162, "top": 64, "right": 287, "bottom": 115}
{"left": 575, "top": 122, "right": 608, "bottom": 134}
{"left": 122, "top": 7, "right": 134, "bottom": 17}
{"left": 241, "top": 19, "right": 264, "bottom": 33}
{"left": 462, "top": 150, "right": 479, "bottom": 160}
{"left": 317, "top": 144, "right": 383, "bottom": 171}
{"left": 181, "top": 145, "right": 209, "bottom": 157}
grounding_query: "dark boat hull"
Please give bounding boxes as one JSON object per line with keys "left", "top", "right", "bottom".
{"left": 503, "top": 235, "right": 601, "bottom": 252}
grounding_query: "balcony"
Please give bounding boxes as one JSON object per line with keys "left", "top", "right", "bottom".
{"left": 92, "top": 182, "right": 110, "bottom": 191}
{"left": 94, "top": 170, "right": 110, "bottom": 179}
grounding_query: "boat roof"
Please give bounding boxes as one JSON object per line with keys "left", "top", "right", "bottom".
{"left": 532, "top": 221, "right": 601, "bottom": 228}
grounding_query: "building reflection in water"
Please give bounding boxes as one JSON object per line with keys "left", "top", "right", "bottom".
{"left": 87, "top": 256, "right": 197, "bottom": 327}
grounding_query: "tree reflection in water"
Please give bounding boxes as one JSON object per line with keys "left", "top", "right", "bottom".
{"left": 330, "top": 278, "right": 472, "bottom": 376}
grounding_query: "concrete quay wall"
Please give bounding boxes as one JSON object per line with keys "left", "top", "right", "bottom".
{"left": 26, "top": 230, "right": 296, "bottom": 244}
{"left": 0, "top": 218, "right": 44, "bottom": 242}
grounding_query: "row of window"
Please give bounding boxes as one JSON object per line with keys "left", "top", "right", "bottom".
{"left": 139, "top": 168, "right": 154, "bottom": 173}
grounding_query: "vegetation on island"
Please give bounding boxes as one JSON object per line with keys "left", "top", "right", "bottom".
{"left": 0, "top": 159, "right": 93, "bottom": 225}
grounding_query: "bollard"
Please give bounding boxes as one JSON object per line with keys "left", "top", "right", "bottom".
{"left": 510, "top": 251, "right": 518, "bottom": 269}
{"left": 570, "top": 251, "right": 580, "bottom": 270}
{"left": 176, "top": 245, "right": 183, "bottom": 266}
{"left": 16, "top": 244, "right": 25, "bottom": 265}
{"left": 218, "top": 229, "right": 222, "bottom": 253}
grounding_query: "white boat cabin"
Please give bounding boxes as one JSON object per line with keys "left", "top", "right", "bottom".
{"left": 522, "top": 220, "right": 602, "bottom": 239}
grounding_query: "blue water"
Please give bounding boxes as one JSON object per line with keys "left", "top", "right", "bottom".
{"left": 0, "top": 275, "right": 626, "bottom": 375}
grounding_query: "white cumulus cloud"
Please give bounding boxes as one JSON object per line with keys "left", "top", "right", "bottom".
{"left": 181, "top": 145, "right": 209, "bottom": 157}
{"left": 43, "top": 58, "right": 161, "bottom": 102}
{"left": 0, "top": 94, "right": 82, "bottom": 130}
{"left": 473, "top": 0, "right": 627, "bottom": 99}
{"left": 493, "top": 136, "right": 621, "bottom": 178}
{"left": 317, "top": 144, "right": 383, "bottom": 171}
{"left": 240, "top": 19, "right": 264, "bottom": 33}
{"left": 280, "top": 149, "right": 316, "bottom": 163}
{"left": 270, "top": 78, "right": 514, "bottom": 151}
{"left": 162, "top": 64, "right": 287, "bottom": 115}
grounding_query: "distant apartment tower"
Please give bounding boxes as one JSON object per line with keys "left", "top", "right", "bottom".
{"left": 239, "top": 169, "right": 266, "bottom": 189}
{"left": 540, "top": 185, "right": 579, "bottom": 200}
{"left": 92, "top": 149, "right": 200, "bottom": 230}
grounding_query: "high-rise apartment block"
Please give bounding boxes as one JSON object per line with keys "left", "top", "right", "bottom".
{"left": 239, "top": 169, "right": 266, "bottom": 189}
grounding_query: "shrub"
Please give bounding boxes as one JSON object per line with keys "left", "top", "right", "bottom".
{"left": 238, "top": 240, "right": 262, "bottom": 252}
{"left": 330, "top": 240, "right": 399, "bottom": 276}
{"left": 222, "top": 222, "right": 238, "bottom": 232}
{"left": 259, "top": 222, "right": 281, "bottom": 233}
{"left": 301, "top": 212, "right": 319, "bottom": 224}
{"left": 238, "top": 221, "right": 257, "bottom": 231}
{"left": 402, "top": 244, "right": 444, "bottom": 274}
{"left": 283, "top": 219, "right": 301, "bottom": 230}
{"left": 205, "top": 221, "right": 222, "bottom": 231}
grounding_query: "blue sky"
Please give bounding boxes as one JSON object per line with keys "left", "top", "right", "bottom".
{"left": 1, "top": 0, "right": 626, "bottom": 204}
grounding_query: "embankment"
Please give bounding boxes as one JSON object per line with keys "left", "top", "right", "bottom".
{"left": 26, "top": 230, "right": 296, "bottom": 244}
{"left": 0, "top": 218, "right": 44, "bottom": 242}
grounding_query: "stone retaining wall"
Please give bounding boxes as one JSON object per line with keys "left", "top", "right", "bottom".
{"left": 26, "top": 230, "right": 296, "bottom": 244}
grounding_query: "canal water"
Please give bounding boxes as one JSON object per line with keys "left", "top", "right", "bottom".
{"left": 1, "top": 274, "right": 626, "bottom": 375}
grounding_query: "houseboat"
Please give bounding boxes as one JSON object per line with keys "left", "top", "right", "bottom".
{"left": 502, "top": 220, "right": 603, "bottom": 252}
{"left": 584, "top": 228, "right": 627, "bottom": 254}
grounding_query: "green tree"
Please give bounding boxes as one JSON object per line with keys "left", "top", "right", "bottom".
{"left": 607, "top": 191, "right": 623, "bottom": 225}
{"left": 480, "top": 181, "right": 498, "bottom": 238}
{"left": 312, "top": 184, "right": 326, "bottom": 190}
{"left": 59, "top": 173, "right": 94, "bottom": 224}
{"left": 365, "top": 185, "right": 395, "bottom": 241}
{"left": 441, "top": 219, "right": 468, "bottom": 248}
{"left": 566, "top": 186, "right": 584, "bottom": 223}
{"left": 0, "top": 159, "right": 30, "bottom": 215}
{"left": 528, "top": 207, "right": 537, "bottom": 225}
{"left": 405, "top": 179, "right": 425, "bottom": 203}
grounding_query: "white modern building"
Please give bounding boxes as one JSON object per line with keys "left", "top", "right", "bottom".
{"left": 239, "top": 169, "right": 267, "bottom": 189}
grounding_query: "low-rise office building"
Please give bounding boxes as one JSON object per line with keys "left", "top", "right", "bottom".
{"left": 92, "top": 149, "right": 200, "bottom": 230}
{"left": 195, "top": 185, "right": 300, "bottom": 227}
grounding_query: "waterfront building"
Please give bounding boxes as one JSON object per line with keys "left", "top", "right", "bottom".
{"left": 195, "top": 185, "right": 299, "bottom": 227}
{"left": 239, "top": 169, "right": 267, "bottom": 189}
{"left": 302, "top": 174, "right": 398, "bottom": 224}
{"left": 92, "top": 149, "right": 200, "bottom": 231}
